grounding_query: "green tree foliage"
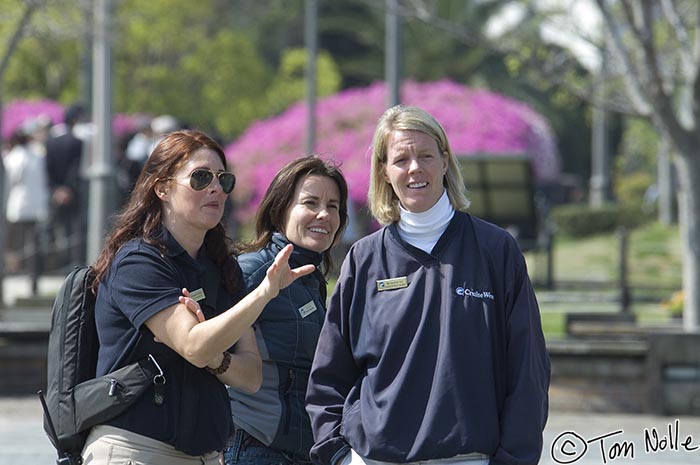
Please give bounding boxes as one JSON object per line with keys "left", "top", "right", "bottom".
{"left": 401, "top": 0, "right": 512, "bottom": 83}
{"left": 114, "top": 0, "right": 273, "bottom": 137}
{"left": 616, "top": 117, "right": 659, "bottom": 176}
{"left": 228, "top": 0, "right": 305, "bottom": 66}
{"left": 1, "top": 0, "right": 84, "bottom": 102}
{"left": 185, "top": 31, "right": 273, "bottom": 136}
{"left": 264, "top": 48, "right": 341, "bottom": 116}
{"left": 3, "top": 0, "right": 587, "bottom": 157}
{"left": 6, "top": 35, "right": 82, "bottom": 102}
{"left": 112, "top": 0, "right": 343, "bottom": 139}
{"left": 614, "top": 117, "right": 658, "bottom": 207}
{"left": 1, "top": 0, "right": 345, "bottom": 140}
{"left": 319, "top": 1, "right": 384, "bottom": 88}
{"left": 363, "top": 0, "right": 596, "bottom": 183}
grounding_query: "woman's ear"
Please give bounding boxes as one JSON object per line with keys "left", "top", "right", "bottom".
{"left": 380, "top": 163, "right": 390, "bottom": 183}
{"left": 155, "top": 180, "right": 169, "bottom": 199}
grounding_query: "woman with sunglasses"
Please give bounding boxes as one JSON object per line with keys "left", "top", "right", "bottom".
{"left": 83, "top": 130, "right": 315, "bottom": 464}
{"left": 222, "top": 156, "right": 348, "bottom": 465}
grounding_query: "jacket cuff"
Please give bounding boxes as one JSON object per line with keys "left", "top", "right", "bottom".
{"left": 330, "top": 444, "right": 352, "bottom": 465}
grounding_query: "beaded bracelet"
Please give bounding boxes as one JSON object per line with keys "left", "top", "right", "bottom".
{"left": 205, "top": 351, "right": 231, "bottom": 375}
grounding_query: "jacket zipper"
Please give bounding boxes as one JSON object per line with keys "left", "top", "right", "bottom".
{"left": 282, "top": 368, "right": 295, "bottom": 435}
{"left": 108, "top": 378, "right": 125, "bottom": 396}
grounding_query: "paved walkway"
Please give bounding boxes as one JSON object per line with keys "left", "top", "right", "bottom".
{"left": 1, "top": 395, "right": 699, "bottom": 465}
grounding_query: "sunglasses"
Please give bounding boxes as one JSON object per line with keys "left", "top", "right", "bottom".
{"left": 180, "top": 169, "right": 236, "bottom": 194}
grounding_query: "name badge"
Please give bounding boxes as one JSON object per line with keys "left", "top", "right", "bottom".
{"left": 298, "top": 300, "right": 318, "bottom": 318}
{"left": 376, "top": 277, "right": 408, "bottom": 291}
{"left": 189, "top": 288, "right": 206, "bottom": 302}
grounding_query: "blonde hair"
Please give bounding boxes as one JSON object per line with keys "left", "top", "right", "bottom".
{"left": 368, "top": 105, "right": 470, "bottom": 225}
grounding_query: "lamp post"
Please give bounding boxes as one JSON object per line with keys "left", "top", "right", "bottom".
{"left": 385, "top": 0, "right": 402, "bottom": 108}
{"left": 87, "top": 0, "right": 115, "bottom": 264}
{"left": 305, "top": 0, "right": 318, "bottom": 154}
{"left": 590, "top": 31, "right": 611, "bottom": 207}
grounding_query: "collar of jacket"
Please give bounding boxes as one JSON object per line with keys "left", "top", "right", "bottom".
{"left": 270, "top": 232, "right": 323, "bottom": 269}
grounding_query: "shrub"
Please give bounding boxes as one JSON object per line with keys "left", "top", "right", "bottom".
{"left": 550, "top": 202, "right": 652, "bottom": 237}
{"left": 616, "top": 171, "right": 654, "bottom": 208}
{"left": 661, "top": 290, "right": 683, "bottom": 318}
{"left": 225, "top": 79, "right": 561, "bottom": 222}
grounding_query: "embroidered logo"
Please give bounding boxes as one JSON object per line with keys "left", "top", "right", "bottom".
{"left": 455, "top": 287, "right": 494, "bottom": 300}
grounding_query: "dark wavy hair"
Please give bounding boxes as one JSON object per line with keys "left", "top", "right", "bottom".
{"left": 237, "top": 155, "right": 349, "bottom": 277}
{"left": 92, "top": 129, "right": 240, "bottom": 293}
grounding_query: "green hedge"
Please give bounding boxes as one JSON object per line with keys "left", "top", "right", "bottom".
{"left": 550, "top": 202, "right": 652, "bottom": 238}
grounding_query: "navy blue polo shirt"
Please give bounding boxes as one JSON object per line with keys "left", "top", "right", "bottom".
{"left": 94, "top": 228, "right": 245, "bottom": 455}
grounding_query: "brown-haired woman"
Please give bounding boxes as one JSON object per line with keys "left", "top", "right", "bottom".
{"left": 223, "top": 155, "right": 349, "bottom": 465}
{"left": 83, "top": 129, "right": 314, "bottom": 464}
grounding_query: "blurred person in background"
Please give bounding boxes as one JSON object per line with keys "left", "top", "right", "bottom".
{"left": 122, "top": 116, "right": 156, "bottom": 192}
{"left": 150, "top": 114, "right": 180, "bottom": 144}
{"left": 2, "top": 128, "right": 49, "bottom": 293}
{"left": 24, "top": 114, "right": 52, "bottom": 159}
{"left": 45, "top": 104, "right": 86, "bottom": 268}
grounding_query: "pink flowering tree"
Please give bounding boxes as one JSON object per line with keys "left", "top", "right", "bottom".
{"left": 112, "top": 113, "right": 143, "bottom": 140}
{"left": 1, "top": 99, "right": 64, "bottom": 140}
{"left": 225, "top": 79, "right": 560, "bottom": 223}
{"left": 1, "top": 98, "right": 145, "bottom": 144}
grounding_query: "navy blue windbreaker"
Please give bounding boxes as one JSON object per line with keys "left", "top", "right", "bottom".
{"left": 306, "top": 212, "right": 550, "bottom": 465}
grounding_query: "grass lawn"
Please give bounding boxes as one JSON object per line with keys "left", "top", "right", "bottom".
{"left": 525, "top": 221, "right": 682, "bottom": 293}
{"left": 528, "top": 221, "right": 682, "bottom": 338}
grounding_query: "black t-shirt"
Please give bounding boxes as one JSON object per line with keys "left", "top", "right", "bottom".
{"left": 94, "top": 228, "right": 245, "bottom": 455}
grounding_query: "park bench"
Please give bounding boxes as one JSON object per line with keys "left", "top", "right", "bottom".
{"left": 565, "top": 312, "right": 639, "bottom": 339}
{"left": 458, "top": 154, "right": 544, "bottom": 252}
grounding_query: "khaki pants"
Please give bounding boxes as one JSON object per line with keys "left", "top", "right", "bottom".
{"left": 82, "top": 425, "right": 220, "bottom": 465}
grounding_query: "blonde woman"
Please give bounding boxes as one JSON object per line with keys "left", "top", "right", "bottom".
{"left": 306, "top": 106, "right": 550, "bottom": 465}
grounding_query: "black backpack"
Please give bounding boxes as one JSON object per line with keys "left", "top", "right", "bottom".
{"left": 41, "top": 266, "right": 166, "bottom": 464}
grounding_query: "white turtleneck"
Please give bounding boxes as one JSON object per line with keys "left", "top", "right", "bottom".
{"left": 397, "top": 190, "right": 455, "bottom": 254}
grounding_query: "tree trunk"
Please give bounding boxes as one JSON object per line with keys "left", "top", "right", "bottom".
{"left": 674, "top": 152, "right": 700, "bottom": 332}
{"left": 658, "top": 135, "right": 677, "bottom": 224}
{"left": 0, "top": 94, "right": 5, "bottom": 306}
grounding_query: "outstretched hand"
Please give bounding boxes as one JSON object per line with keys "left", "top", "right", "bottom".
{"left": 263, "top": 244, "right": 316, "bottom": 299}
